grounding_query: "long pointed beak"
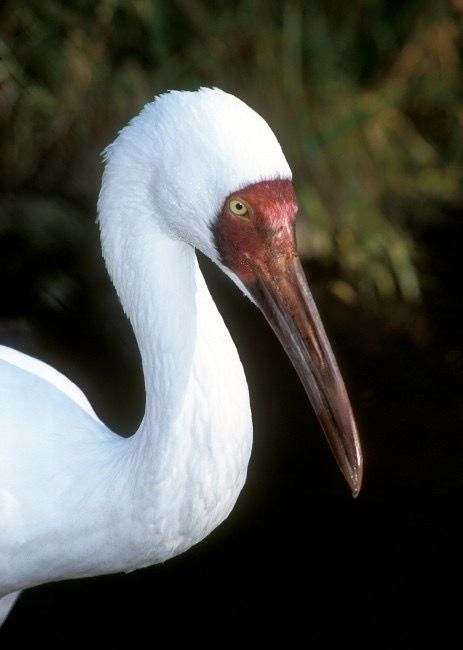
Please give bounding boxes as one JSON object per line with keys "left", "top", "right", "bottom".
{"left": 247, "top": 253, "right": 363, "bottom": 496}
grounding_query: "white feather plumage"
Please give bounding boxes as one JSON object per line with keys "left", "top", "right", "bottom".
{"left": 0, "top": 89, "right": 292, "bottom": 621}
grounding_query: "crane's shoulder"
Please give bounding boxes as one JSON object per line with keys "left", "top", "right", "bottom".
{"left": 0, "top": 345, "right": 100, "bottom": 422}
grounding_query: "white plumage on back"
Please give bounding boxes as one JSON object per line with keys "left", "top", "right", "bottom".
{"left": 0, "top": 89, "right": 293, "bottom": 621}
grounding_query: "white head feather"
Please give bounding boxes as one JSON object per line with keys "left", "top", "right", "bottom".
{"left": 98, "top": 88, "right": 292, "bottom": 264}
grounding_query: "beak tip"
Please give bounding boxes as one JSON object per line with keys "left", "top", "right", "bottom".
{"left": 348, "top": 457, "right": 363, "bottom": 499}
{"left": 351, "top": 483, "right": 361, "bottom": 499}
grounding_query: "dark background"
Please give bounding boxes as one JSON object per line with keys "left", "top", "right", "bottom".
{"left": 1, "top": 1, "right": 462, "bottom": 646}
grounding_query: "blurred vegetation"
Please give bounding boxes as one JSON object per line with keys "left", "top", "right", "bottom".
{"left": 0, "top": 0, "right": 462, "bottom": 317}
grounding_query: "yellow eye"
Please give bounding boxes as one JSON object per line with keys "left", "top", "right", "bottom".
{"left": 229, "top": 199, "right": 249, "bottom": 217}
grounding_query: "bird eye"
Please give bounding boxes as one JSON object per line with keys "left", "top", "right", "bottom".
{"left": 229, "top": 199, "right": 249, "bottom": 217}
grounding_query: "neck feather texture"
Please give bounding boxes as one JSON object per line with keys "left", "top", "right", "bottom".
{"left": 97, "top": 160, "right": 253, "bottom": 568}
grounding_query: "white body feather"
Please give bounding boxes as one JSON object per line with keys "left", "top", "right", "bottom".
{"left": 0, "top": 88, "right": 291, "bottom": 611}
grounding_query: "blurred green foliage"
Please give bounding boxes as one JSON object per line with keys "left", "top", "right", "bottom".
{"left": 0, "top": 0, "right": 462, "bottom": 310}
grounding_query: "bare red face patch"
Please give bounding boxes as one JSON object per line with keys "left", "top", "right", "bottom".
{"left": 213, "top": 179, "right": 298, "bottom": 284}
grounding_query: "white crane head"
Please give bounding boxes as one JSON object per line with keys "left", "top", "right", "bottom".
{"left": 99, "top": 88, "right": 362, "bottom": 495}
{"left": 100, "top": 88, "right": 291, "bottom": 262}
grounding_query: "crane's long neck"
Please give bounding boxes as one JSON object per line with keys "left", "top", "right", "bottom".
{"left": 97, "top": 152, "right": 252, "bottom": 566}
{"left": 98, "top": 175, "right": 198, "bottom": 441}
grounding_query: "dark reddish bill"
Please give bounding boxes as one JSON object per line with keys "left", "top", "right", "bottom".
{"left": 214, "top": 179, "right": 363, "bottom": 495}
{"left": 247, "top": 253, "right": 363, "bottom": 496}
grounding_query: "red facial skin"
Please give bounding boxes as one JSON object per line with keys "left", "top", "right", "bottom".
{"left": 214, "top": 179, "right": 298, "bottom": 284}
